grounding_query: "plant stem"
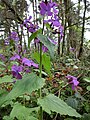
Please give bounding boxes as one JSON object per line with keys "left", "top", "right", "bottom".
{"left": 39, "top": 43, "right": 43, "bottom": 120}
{"left": 39, "top": 17, "right": 44, "bottom": 120}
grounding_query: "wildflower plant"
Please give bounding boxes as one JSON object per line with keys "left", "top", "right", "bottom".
{"left": 0, "top": 0, "right": 82, "bottom": 120}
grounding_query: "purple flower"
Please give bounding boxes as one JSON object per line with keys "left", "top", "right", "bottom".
{"left": 40, "top": 0, "right": 58, "bottom": 16}
{"left": 45, "top": 15, "right": 60, "bottom": 27}
{"left": 66, "top": 75, "right": 79, "bottom": 90}
{"left": 10, "top": 32, "right": 19, "bottom": 41}
{"left": 42, "top": 45, "right": 48, "bottom": 53}
{"left": 23, "top": 17, "right": 39, "bottom": 33}
{"left": 22, "top": 58, "right": 38, "bottom": 68}
{"left": 30, "top": 60, "right": 38, "bottom": 68}
{"left": 0, "top": 54, "right": 6, "bottom": 61}
{"left": 40, "top": 1, "right": 52, "bottom": 16}
{"left": 11, "top": 65, "right": 23, "bottom": 79}
{"left": 10, "top": 54, "right": 20, "bottom": 61}
{"left": 34, "top": 38, "right": 40, "bottom": 43}
{"left": 22, "top": 58, "right": 31, "bottom": 66}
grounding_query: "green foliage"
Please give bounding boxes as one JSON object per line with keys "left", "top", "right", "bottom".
{"left": 3, "top": 102, "right": 38, "bottom": 120}
{"left": 37, "top": 34, "right": 55, "bottom": 59}
{"left": 9, "top": 102, "right": 38, "bottom": 120}
{"left": 66, "top": 97, "right": 78, "bottom": 109}
{"left": 38, "top": 94, "right": 81, "bottom": 117}
{"left": 0, "top": 76, "right": 13, "bottom": 84}
{"left": 81, "top": 113, "right": 90, "bottom": 120}
{"left": 83, "top": 77, "right": 90, "bottom": 83}
{"left": 0, "top": 89, "right": 9, "bottom": 106}
{"left": 32, "top": 52, "right": 51, "bottom": 75}
{"left": 0, "top": 61, "right": 6, "bottom": 67}
{"left": 0, "top": 73, "right": 45, "bottom": 106}
{"left": 86, "top": 86, "right": 90, "bottom": 91}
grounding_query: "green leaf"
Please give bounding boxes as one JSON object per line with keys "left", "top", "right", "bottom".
{"left": 42, "top": 53, "right": 51, "bottom": 75}
{"left": 0, "top": 76, "right": 13, "bottom": 84}
{"left": 3, "top": 116, "right": 13, "bottom": 120}
{"left": 83, "top": 77, "right": 90, "bottom": 83}
{"left": 75, "top": 92, "right": 85, "bottom": 101}
{"left": 7, "top": 73, "right": 45, "bottom": 100}
{"left": 10, "top": 102, "right": 38, "bottom": 120}
{"left": 86, "top": 86, "right": 90, "bottom": 91}
{"left": 66, "top": 97, "right": 78, "bottom": 109}
{"left": 0, "top": 73, "right": 45, "bottom": 105}
{"left": 0, "top": 89, "right": 9, "bottom": 106}
{"left": 38, "top": 94, "right": 81, "bottom": 117}
{"left": 32, "top": 52, "right": 40, "bottom": 63}
{"left": 28, "top": 29, "right": 42, "bottom": 48}
{"left": 0, "top": 61, "right": 6, "bottom": 67}
{"left": 32, "top": 52, "right": 51, "bottom": 75}
{"left": 81, "top": 113, "right": 90, "bottom": 120}
{"left": 37, "top": 34, "right": 55, "bottom": 59}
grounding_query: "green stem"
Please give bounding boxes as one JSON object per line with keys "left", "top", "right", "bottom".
{"left": 39, "top": 43, "right": 43, "bottom": 120}
{"left": 39, "top": 17, "right": 44, "bottom": 120}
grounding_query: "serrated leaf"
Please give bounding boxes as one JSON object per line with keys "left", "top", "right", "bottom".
{"left": 7, "top": 73, "right": 45, "bottom": 100}
{"left": 37, "top": 34, "right": 55, "bottom": 59}
{"left": 0, "top": 76, "right": 13, "bottom": 84}
{"left": 10, "top": 102, "right": 38, "bottom": 120}
{"left": 83, "top": 77, "right": 90, "bottom": 83}
{"left": 38, "top": 94, "right": 81, "bottom": 117}
{"left": 0, "top": 73, "right": 45, "bottom": 105}
{"left": 87, "top": 86, "right": 90, "bottom": 91}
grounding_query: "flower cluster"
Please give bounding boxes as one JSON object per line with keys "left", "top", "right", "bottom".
{"left": 10, "top": 31, "right": 19, "bottom": 41}
{"left": 10, "top": 54, "right": 38, "bottom": 79}
{"left": 40, "top": 0, "right": 63, "bottom": 39}
{"left": 4, "top": 31, "right": 19, "bottom": 45}
{"left": 38, "top": 0, "right": 63, "bottom": 52}
{"left": 21, "top": 16, "right": 39, "bottom": 33}
{"left": 40, "top": 0, "right": 58, "bottom": 16}
{"left": 66, "top": 75, "right": 79, "bottom": 90}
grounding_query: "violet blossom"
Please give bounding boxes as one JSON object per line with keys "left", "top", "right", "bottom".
{"left": 40, "top": 0, "right": 58, "bottom": 16}
{"left": 42, "top": 45, "right": 48, "bottom": 53}
{"left": 11, "top": 65, "right": 23, "bottom": 79}
{"left": 22, "top": 58, "right": 38, "bottom": 68}
{"left": 66, "top": 75, "right": 79, "bottom": 90}
{"left": 23, "top": 16, "right": 39, "bottom": 33}
{"left": 10, "top": 54, "right": 20, "bottom": 61}
{"left": 40, "top": 1, "right": 52, "bottom": 16}
{"left": 10, "top": 31, "right": 19, "bottom": 41}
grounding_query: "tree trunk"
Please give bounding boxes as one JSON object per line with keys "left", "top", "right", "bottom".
{"left": 78, "top": 0, "right": 86, "bottom": 58}
{"left": 61, "top": 0, "right": 67, "bottom": 56}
